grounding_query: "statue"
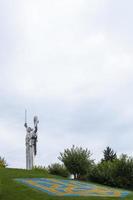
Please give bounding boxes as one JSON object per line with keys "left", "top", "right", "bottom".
{"left": 24, "top": 110, "right": 39, "bottom": 170}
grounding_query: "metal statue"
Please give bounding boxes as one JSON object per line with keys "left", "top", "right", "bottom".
{"left": 24, "top": 110, "right": 39, "bottom": 170}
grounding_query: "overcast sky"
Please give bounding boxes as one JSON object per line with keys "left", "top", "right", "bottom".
{"left": 1, "top": 0, "right": 133, "bottom": 168}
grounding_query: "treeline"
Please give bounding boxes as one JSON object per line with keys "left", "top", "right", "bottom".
{"left": 1, "top": 145, "right": 133, "bottom": 189}
{"left": 48, "top": 146, "right": 133, "bottom": 189}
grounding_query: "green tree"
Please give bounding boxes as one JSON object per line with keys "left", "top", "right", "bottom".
{"left": 58, "top": 145, "right": 93, "bottom": 179}
{"left": 114, "top": 154, "right": 133, "bottom": 188}
{"left": 90, "top": 154, "right": 133, "bottom": 189}
{"left": 90, "top": 161, "right": 117, "bottom": 186}
{"left": 0, "top": 157, "right": 7, "bottom": 168}
{"left": 102, "top": 146, "right": 117, "bottom": 162}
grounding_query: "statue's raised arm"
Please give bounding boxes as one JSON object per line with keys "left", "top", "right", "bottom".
{"left": 32, "top": 116, "right": 39, "bottom": 156}
{"left": 33, "top": 116, "right": 39, "bottom": 133}
{"left": 24, "top": 122, "right": 28, "bottom": 128}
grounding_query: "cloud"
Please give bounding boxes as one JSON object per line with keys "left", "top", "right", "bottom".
{"left": 0, "top": 0, "right": 133, "bottom": 168}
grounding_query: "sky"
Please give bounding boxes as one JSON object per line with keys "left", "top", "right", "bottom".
{"left": 0, "top": 0, "right": 133, "bottom": 168}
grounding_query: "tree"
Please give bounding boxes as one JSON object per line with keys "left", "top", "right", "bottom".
{"left": 101, "top": 146, "right": 117, "bottom": 162}
{"left": 114, "top": 154, "right": 133, "bottom": 188}
{"left": 90, "top": 154, "right": 133, "bottom": 189}
{"left": 58, "top": 145, "right": 93, "bottom": 179}
{"left": 0, "top": 157, "right": 7, "bottom": 168}
{"left": 90, "top": 161, "right": 117, "bottom": 186}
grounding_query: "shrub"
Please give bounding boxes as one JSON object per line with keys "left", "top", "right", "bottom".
{"left": 90, "top": 161, "right": 117, "bottom": 186}
{"left": 0, "top": 157, "right": 7, "bottom": 168}
{"left": 114, "top": 154, "right": 133, "bottom": 188}
{"left": 33, "top": 165, "right": 48, "bottom": 173}
{"left": 48, "top": 163, "right": 69, "bottom": 178}
{"left": 90, "top": 154, "right": 133, "bottom": 189}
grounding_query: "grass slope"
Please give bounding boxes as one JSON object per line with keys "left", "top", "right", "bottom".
{"left": 0, "top": 168, "right": 133, "bottom": 200}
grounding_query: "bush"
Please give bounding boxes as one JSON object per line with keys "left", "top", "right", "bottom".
{"left": 48, "top": 163, "right": 69, "bottom": 178}
{"left": 114, "top": 154, "right": 133, "bottom": 188}
{"left": 33, "top": 165, "right": 48, "bottom": 173}
{"left": 89, "top": 154, "right": 133, "bottom": 189}
{"left": 90, "top": 161, "right": 117, "bottom": 186}
{"left": 0, "top": 157, "right": 7, "bottom": 168}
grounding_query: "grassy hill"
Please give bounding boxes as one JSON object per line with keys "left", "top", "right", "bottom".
{"left": 0, "top": 168, "right": 133, "bottom": 200}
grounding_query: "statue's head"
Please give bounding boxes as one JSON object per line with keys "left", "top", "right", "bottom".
{"left": 27, "top": 127, "right": 33, "bottom": 133}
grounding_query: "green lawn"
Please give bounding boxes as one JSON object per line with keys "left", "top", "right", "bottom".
{"left": 0, "top": 168, "right": 133, "bottom": 200}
